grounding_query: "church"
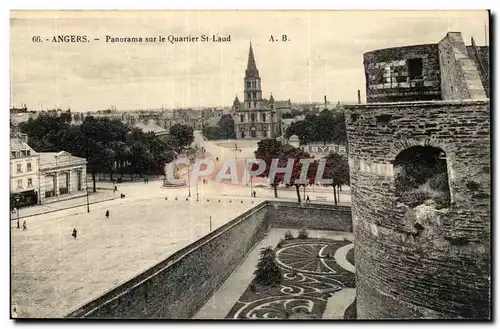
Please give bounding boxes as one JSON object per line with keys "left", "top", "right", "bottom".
{"left": 232, "top": 43, "right": 288, "bottom": 139}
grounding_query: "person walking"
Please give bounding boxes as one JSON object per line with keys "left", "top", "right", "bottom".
{"left": 113, "top": 185, "right": 117, "bottom": 194}
{"left": 253, "top": 191, "right": 256, "bottom": 198}
{"left": 22, "top": 221, "right": 27, "bottom": 231}
{"left": 105, "top": 210, "right": 110, "bottom": 218}
{"left": 306, "top": 195, "right": 310, "bottom": 203}
{"left": 72, "top": 228, "right": 77, "bottom": 239}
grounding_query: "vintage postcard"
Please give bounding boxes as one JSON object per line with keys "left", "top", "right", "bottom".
{"left": 9, "top": 10, "right": 491, "bottom": 320}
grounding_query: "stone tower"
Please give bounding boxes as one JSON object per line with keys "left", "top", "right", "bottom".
{"left": 244, "top": 42, "right": 263, "bottom": 110}
{"left": 347, "top": 32, "right": 490, "bottom": 319}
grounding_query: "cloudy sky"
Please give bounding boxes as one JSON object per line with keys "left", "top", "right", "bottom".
{"left": 10, "top": 10, "right": 488, "bottom": 111}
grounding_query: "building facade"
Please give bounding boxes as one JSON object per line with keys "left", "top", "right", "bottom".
{"left": 39, "top": 151, "right": 87, "bottom": 204}
{"left": 10, "top": 133, "right": 40, "bottom": 208}
{"left": 232, "top": 43, "right": 282, "bottom": 139}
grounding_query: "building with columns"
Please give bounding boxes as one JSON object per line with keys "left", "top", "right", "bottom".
{"left": 232, "top": 43, "right": 284, "bottom": 139}
{"left": 39, "top": 151, "right": 87, "bottom": 204}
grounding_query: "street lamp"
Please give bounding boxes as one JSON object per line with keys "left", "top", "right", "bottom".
{"left": 14, "top": 196, "right": 20, "bottom": 228}
{"left": 85, "top": 174, "right": 90, "bottom": 213}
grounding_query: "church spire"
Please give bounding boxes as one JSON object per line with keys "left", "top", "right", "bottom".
{"left": 245, "top": 42, "right": 259, "bottom": 78}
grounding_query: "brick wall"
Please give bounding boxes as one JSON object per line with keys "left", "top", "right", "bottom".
{"left": 364, "top": 44, "right": 441, "bottom": 103}
{"left": 268, "top": 201, "right": 352, "bottom": 232}
{"left": 345, "top": 100, "right": 491, "bottom": 319}
{"left": 65, "top": 201, "right": 352, "bottom": 319}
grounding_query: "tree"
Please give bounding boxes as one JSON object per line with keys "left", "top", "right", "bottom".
{"left": 218, "top": 114, "right": 236, "bottom": 139}
{"left": 279, "top": 146, "right": 313, "bottom": 202}
{"left": 284, "top": 110, "right": 347, "bottom": 146}
{"left": 324, "top": 152, "right": 350, "bottom": 205}
{"left": 202, "top": 126, "right": 221, "bottom": 140}
{"left": 254, "top": 247, "right": 282, "bottom": 286}
{"left": 169, "top": 124, "right": 194, "bottom": 151}
{"left": 254, "top": 139, "right": 285, "bottom": 198}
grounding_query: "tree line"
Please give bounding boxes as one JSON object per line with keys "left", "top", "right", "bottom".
{"left": 285, "top": 109, "right": 346, "bottom": 146}
{"left": 19, "top": 114, "right": 194, "bottom": 191}
{"left": 253, "top": 139, "right": 350, "bottom": 204}
{"left": 202, "top": 114, "right": 236, "bottom": 140}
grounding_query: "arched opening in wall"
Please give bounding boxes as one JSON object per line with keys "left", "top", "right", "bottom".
{"left": 393, "top": 146, "right": 450, "bottom": 209}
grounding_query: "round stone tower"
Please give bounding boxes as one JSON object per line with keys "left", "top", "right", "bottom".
{"left": 345, "top": 100, "right": 490, "bottom": 319}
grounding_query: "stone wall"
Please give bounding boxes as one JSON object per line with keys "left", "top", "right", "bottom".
{"left": 65, "top": 200, "right": 352, "bottom": 319}
{"left": 364, "top": 44, "right": 441, "bottom": 103}
{"left": 345, "top": 100, "right": 491, "bottom": 319}
{"left": 268, "top": 201, "right": 352, "bottom": 232}
{"left": 66, "top": 202, "right": 270, "bottom": 319}
{"left": 438, "top": 32, "right": 486, "bottom": 100}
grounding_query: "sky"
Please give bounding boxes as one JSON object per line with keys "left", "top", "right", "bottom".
{"left": 10, "top": 10, "right": 489, "bottom": 111}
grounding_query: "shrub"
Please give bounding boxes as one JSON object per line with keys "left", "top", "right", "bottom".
{"left": 429, "top": 172, "right": 449, "bottom": 192}
{"left": 254, "top": 247, "right": 282, "bottom": 286}
{"left": 298, "top": 228, "right": 309, "bottom": 239}
{"left": 284, "top": 230, "right": 294, "bottom": 240}
{"left": 466, "top": 180, "right": 481, "bottom": 191}
{"left": 277, "top": 239, "right": 285, "bottom": 248}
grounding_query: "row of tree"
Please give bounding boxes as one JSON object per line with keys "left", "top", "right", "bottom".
{"left": 285, "top": 109, "right": 346, "bottom": 146}
{"left": 19, "top": 114, "right": 194, "bottom": 191}
{"left": 202, "top": 114, "right": 236, "bottom": 140}
{"left": 253, "top": 139, "right": 350, "bottom": 204}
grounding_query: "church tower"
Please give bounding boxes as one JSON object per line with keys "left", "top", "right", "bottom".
{"left": 244, "top": 42, "right": 262, "bottom": 110}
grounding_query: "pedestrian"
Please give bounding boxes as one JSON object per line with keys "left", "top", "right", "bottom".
{"left": 306, "top": 195, "right": 310, "bottom": 203}
{"left": 72, "top": 228, "right": 77, "bottom": 239}
{"left": 113, "top": 185, "right": 117, "bottom": 194}
{"left": 22, "top": 221, "right": 27, "bottom": 231}
{"left": 144, "top": 177, "right": 147, "bottom": 184}
{"left": 253, "top": 191, "right": 256, "bottom": 198}
{"left": 105, "top": 210, "right": 110, "bottom": 218}
{"left": 12, "top": 306, "right": 18, "bottom": 318}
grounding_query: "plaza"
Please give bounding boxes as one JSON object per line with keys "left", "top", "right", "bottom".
{"left": 11, "top": 133, "right": 350, "bottom": 318}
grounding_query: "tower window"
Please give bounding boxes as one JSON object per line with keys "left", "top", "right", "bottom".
{"left": 407, "top": 58, "right": 423, "bottom": 80}
{"left": 253, "top": 101, "right": 257, "bottom": 108}
{"left": 253, "top": 92, "right": 257, "bottom": 99}
{"left": 394, "top": 146, "right": 450, "bottom": 209}
{"left": 247, "top": 81, "right": 251, "bottom": 88}
{"left": 251, "top": 113, "right": 255, "bottom": 122}
{"left": 247, "top": 92, "right": 251, "bottom": 100}
{"left": 240, "top": 115, "right": 244, "bottom": 123}
{"left": 262, "top": 113, "right": 266, "bottom": 121}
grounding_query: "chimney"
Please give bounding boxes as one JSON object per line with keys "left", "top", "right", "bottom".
{"left": 324, "top": 95, "right": 327, "bottom": 107}
{"left": 357, "top": 90, "right": 361, "bottom": 104}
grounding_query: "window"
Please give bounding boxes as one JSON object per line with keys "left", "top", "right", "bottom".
{"left": 251, "top": 113, "right": 255, "bottom": 122}
{"left": 28, "top": 178, "right": 33, "bottom": 187}
{"left": 17, "top": 179, "right": 22, "bottom": 188}
{"left": 253, "top": 101, "right": 257, "bottom": 108}
{"left": 247, "top": 92, "right": 251, "bottom": 100}
{"left": 27, "top": 150, "right": 30, "bottom": 156}
{"left": 394, "top": 146, "right": 450, "bottom": 209}
{"left": 27, "top": 162, "right": 32, "bottom": 172}
{"left": 263, "top": 130, "right": 267, "bottom": 138}
{"left": 11, "top": 151, "right": 16, "bottom": 158}
{"left": 248, "top": 102, "right": 252, "bottom": 109}
{"left": 246, "top": 81, "right": 251, "bottom": 88}
{"left": 240, "top": 115, "right": 244, "bottom": 123}
{"left": 262, "top": 113, "right": 266, "bottom": 122}
{"left": 253, "top": 92, "right": 257, "bottom": 99}
{"left": 21, "top": 150, "right": 27, "bottom": 157}
{"left": 16, "top": 164, "right": 22, "bottom": 173}
{"left": 407, "top": 58, "right": 423, "bottom": 80}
